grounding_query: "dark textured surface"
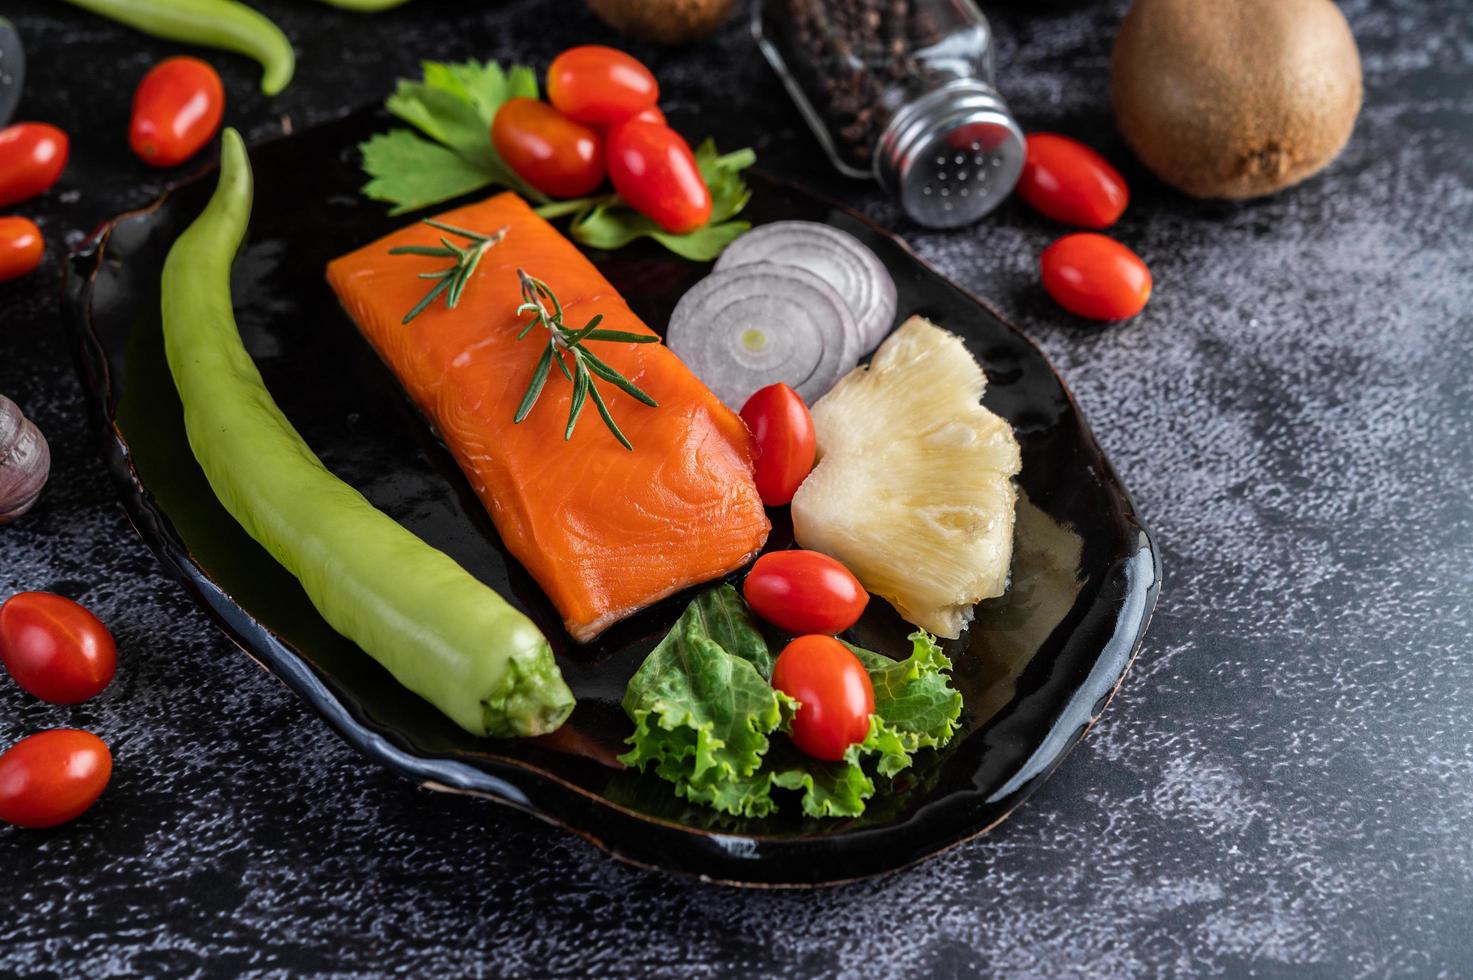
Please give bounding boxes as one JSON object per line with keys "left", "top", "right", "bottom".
{"left": 1, "top": 0, "right": 1469, "bottom": 975}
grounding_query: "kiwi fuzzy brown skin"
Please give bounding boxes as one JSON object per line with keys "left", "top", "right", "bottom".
{"left": 1111, "top": 0, "right": 1363, "bottom": 199}
{"left": 585, "top": 0, "right": 737, "bottom": 46}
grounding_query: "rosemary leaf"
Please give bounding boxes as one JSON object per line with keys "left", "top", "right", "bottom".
{"left": 402, "top": 276, "right": 452, "bottom": 325}
{"left": 447, "top": 246, "right": 482, "bottom": 308}
{"left": 565, "top": 368, "right": 590, "bottom": 440}
{"left": 587, "top": 380, "right": 633, "bottom": 452}
{"left": 579, "top": 347, "right": 659, "bottom": 407}
{"left": 515, "top": 343, "right": 556, "bottom": 424}
{"left": 389, "top": 245, "right": 458, "bottom": 258}
{"left": 562, "top": 313, "right": 605, "bottom": 347}
{"left": 535, "top": 281, "right": 564, "bottom": 322}
{"left": 578, "top": 328, "right": 659, "bottom": 344}
{"left": 423, "top": 218, "right": 492, "bottom": 241}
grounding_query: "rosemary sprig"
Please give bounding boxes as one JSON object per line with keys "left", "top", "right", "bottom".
{"left": 390, "top": 220, "right": 508, "bottom": 324}
{"left": 514, "top": 268, "right": 658, "bottom": 450}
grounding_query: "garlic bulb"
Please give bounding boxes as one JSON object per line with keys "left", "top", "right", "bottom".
{"left": 0, "top": 394, "right": 49, "bottom": 524}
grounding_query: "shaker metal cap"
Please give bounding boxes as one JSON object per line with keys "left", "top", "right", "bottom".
{"left": 876, "top": 79, "right": 1025, "bottom": 229}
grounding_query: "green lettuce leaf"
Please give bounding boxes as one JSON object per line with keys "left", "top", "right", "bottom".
{"left": 852, "top": 632, "right": 964, "bottom": 753}
{"left": 620, "top": 588, "right": 963, "bottom": 819}
{"left": 618, "top": 586, "right": 795, "bottom": 818}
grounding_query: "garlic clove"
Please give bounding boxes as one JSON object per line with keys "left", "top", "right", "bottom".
{"left": 0, "top": 394, "right": 50, "bottom": 524}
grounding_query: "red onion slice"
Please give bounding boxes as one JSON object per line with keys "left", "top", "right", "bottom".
{"left": 715, "top": 221, "right": 898, "bottom": 353}
{"left": 667, "top": 261, "right": 859, "bottom": 410}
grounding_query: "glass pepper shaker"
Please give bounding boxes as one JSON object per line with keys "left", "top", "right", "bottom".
{"left": 754, "top": 0, "right": 1025, "bottom": 229}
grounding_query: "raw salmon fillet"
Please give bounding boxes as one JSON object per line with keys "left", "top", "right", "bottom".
{"left": 327, "top": 193, "right": 770, "bottom": 642}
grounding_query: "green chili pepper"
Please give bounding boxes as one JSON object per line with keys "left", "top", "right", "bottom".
{"left": 60, "top": 0, "right": 295, "bottom": 96}
{"left": 160, "top": 128, "right": 575, "bottom": 738}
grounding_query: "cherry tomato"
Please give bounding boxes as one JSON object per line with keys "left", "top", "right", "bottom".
{"left": 0, "top": 216, "right": 43, "bottom": 283}
{"left": 492, "top": 98, "right": 605, "bottom": 199}
{"left": 1040, "top": 233, "right": 1152, "bottom": 321}
{"left": 740, "top": 383, "right": 816, "bottom": 506}
{"left": 0, "top": 730, "right": 112, "bottom": 829}
{"left": 0, "top": 592, "right": 117, "bottom": 704}
{"left": 606, "top": 121, "right": 712, "bottom": 234}
{"left": 772, "top": 635, "right": 874, "bottom": 762}
{"left": 129, "top": 57, "right": 226, "bottom": 169}
{"left": 0, "top": 123, "right": 68, "bottom": 208}
{"left": 745, "top": 550, "right": 868, "bottom": 636}
{"left": 625, "top": 105, "right": 666, "bottom": 127}
{"left": 547, "top": 46, "right": 659, "bottom": 126}
{"left": 1018, "top": 133, "right": 1128, "bottom": 229}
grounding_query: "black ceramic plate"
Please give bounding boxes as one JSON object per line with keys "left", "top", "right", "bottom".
{"left": 64, "top": 109, "right": 1159, "bottom": 886}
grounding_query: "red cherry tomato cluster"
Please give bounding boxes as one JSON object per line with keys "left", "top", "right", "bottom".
{"left": 0, "top": 57, "right": 226, "bottom": 285}
{"left": 736, "top": 433, "right": 876, "bottom": 765}
{"left": 1017, "top": 132, "right": 1151, "bottom": 321}
{"left": 0, "top": 592, "right": 118, "bottom": 829}
{"left": 734, "top": 384, "right": 875, "bottom": 761}
{"left": 0, "top": 123, "right": 67, "bottom": 283}
{"left": 491, "top": 46, "right": 713, "bottom": 234}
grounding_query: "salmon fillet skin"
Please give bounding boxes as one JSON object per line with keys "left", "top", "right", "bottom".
{"left": 326, "top": 192, "right": 770, "bottom": 642}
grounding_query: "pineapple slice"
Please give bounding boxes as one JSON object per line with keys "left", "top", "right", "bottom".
{"left": 790, "top": 316, "right": 1021, "bottom": 638}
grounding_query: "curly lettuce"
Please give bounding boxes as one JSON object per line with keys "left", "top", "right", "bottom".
{"left": 619, "top": 586, "right": 963, "bottom": 819}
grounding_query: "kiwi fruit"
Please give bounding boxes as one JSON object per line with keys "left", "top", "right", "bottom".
{"left": 585, "top": 0, "right": 737, "bottom": 46}
{"left": 1111, "top": 0, "right": 1362, "bottom": 199}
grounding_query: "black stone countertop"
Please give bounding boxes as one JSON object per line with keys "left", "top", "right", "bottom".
{"left": 2, "top": 1, "right": 1470, "bottom": 976}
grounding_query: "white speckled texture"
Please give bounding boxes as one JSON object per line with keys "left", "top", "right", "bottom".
{"left": 2, "top": 0, "right": 1471, "bottom": 975}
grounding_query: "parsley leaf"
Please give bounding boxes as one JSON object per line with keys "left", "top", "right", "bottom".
{"left": 361, "top": 130, "right": 500, "bottom": 216}
{"left": 361, "top": 59, "right": 544, "bottom": 213}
